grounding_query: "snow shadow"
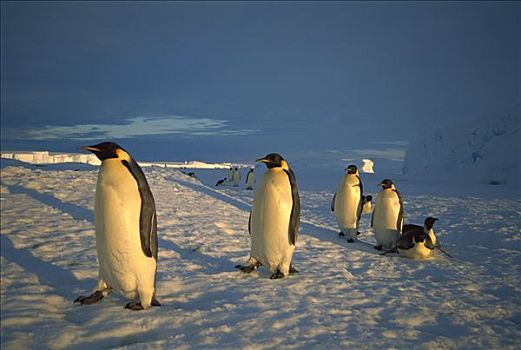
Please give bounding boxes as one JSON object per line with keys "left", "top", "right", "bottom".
{"left": 174, "top": 177, "right": 252, "bottom": 212}
{"left": 158, "top": 237, "right": 236, "bottom": 275}
{"left": 0, "top": 234, "right": 91, "bottom": 299}
{"left": 6, "top": 183, "right": 235, "bottom": 277}
{"left": 8, "top": 184, "right": 94, "bottom": 222}
{"left": 175, "top": 177, "right": 383, "bottom": 256}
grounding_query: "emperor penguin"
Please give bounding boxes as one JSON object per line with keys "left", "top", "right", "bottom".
{"left": 235, "top": 153, "right": 300, "bottom": 279}
{"left": 232, "top": 166, "right": 241, "bottom": 187}
{"left": 331, "top": 165, "right": 363, "bottom": 242}
{"left": 371, "top": 179, "right": 403, "bottom": 250}
{"left": 228, "top": 166, "right": 234, "bottom": 182}
{"left": 362, "top": 195, "right": 373, "bottom": 215}
{"left": 74, "top": 142, "right": 160, "bottom": 310}
{"left": 395, "top": 217, "right": 438, "bottom": 259}
{"left": 394, "top": 217, "right": 452, "bottom": 259}
{"left": 245, "top": 168, "right": 255, "bottom": 190}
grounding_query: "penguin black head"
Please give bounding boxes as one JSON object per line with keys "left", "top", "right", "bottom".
{"left": 379, "top": 179, "right": 394, "bottom": 189}
{"left": 256, "top": 153, "right": 287, "bottom": 169}
{"left": 79, "top": 142, "right": 126, "bottom": 161}
{"left": 365, "top": 195, "right": 373, "bottom": 201}
{"left": 424, "top": 217, "right": 438, "bottom": 230}
{"left": 345, "top": 164, "right": 358, "bottom": 174}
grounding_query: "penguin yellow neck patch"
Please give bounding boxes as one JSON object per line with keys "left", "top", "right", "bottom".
{"left": 116, "top": 148, "right": 131, "bottom": 161}
{"left": 280, "top": 160, "right": 289, "bottom": 171}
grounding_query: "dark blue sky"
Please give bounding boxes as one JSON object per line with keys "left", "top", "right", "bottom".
{"left": 1, "top": 1, "right": 519, "bottom": 166}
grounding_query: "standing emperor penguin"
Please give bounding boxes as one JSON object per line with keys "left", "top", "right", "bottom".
{"left": 331, "top": 165, "right": 363, "bottom": 242}
{"left": 74, "top": 142, "right": 160, "bottom": 310}
{"left": 228, "top": 167, "right": 234, "bottom": 182}
{"left": 235, "top": 153, "right": 300, "bottom": 279}
{"left": 232, "top": 166, "right": 241, "bottom": 187}
{"left": 371, "top": 179, "right": 403, "bottom": 250}
{"left": 245, "top": 168, "right": 255, "bottom": 190}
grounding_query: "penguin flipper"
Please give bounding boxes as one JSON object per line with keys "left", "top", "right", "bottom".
{"left": 284, "top": 168, "right": 301, "bottom": 245}
{"left": 248, "top": 212, "right": 251, "bottom": 235}
{"left": 393, "top": 189, "right": 404, "bottom": 232}
{"left": 122, "top": 159, "right": 158, "bottom": 259}
{"left": 356, "top": 176, "right": 363, "bottom": 223}
{"left": 331, "top": 193, "right": 336, "bottom": 212}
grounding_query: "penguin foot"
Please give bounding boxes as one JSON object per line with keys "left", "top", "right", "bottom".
{"left": 124, "top": 301, "right": 144, "bottom": 311}
{"left": 380, "top": 248, "right": 398, "bottom": 256}
{"left": 235, "top": 264, "right": 258, "bottom": 273}
{"left": 347, "top": 238, "right": 355, "bottom": 243}
{"left": 338, "top": 232, "right": 345, "bottom": 237}
{"left": 74, "top": 290, "right": 104, "bottom": 305}
{"left": 374, "top": 245, "right": 383, "bottom": 251}
{"left": 270, "top": 271, "right": 285, "bottom": 279}
{"left": 151, "top": 297, "right": 161, "bottom": 307}
{"left": 289, "top": 266, "right": 299, "bottom": 274}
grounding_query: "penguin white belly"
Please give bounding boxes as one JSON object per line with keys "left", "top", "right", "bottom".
{"left": 399, "top": 240, "right": 433, "bottom": 259}
{"left": 334, "top": 175, "right": 361, "bottom": 238}
{"left": 246, "top": 173, "right": 255, "bottom": 188}
{"left": 95, "top": 160, "right": 156, "bottom": 300}
{"left": 232, "top": 171, "right": 241, "bottom": 186}
{"left": 373, "top": 191, "right": 402, "bottom": 249}
{"left": 250, "top": 170, "right": 294, "bottom": 275}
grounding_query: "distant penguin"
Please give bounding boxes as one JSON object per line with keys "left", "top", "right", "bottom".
{"left": 232, "top": 166, "right": 241, "bottom": 187}
{"left": 216, "top": 178, "right": 227, "bottom": 186}
{"left": 371, "top": 179, "right": 403, "bottom": 250}
{"left": 75, "top": 142, "right": 160, "bottom": 310}
{"left": 331, "top": 165, "right": 363, "bottom": 242}
{"left": 236, "top": 153, "right": 300, "bottom": 279}
{"left": 362, "top": 195, "right": 373, "bottom": 214}
{"left": 228, "top": 166, "right": 234, "bottom": 182}
{"left": 245, "top": 168, "right": 255, "bottom": 190}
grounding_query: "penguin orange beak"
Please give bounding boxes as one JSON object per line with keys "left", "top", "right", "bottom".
{"left": 256, "top": 158, "right": 268, "bottom": 163}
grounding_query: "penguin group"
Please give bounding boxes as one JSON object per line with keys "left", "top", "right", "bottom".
{"left": 75, "top": 142, "right": 450, "bottom": 312}
{"left": 217, "top": 166, "right": 255, "bottom": 189}
{"left": 331, "top": 165, "right": 451, "bottom": 260}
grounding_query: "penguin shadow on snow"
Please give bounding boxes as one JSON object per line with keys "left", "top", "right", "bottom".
{"left": 157, "top": 236, "right": 237, "bottom": 275}
{"left": 0, "top": 234, "right": 94, "bottom": 300}
{"left": 173, "top": 176, "right": 386, "bottom": 258}
{"left": 5, "top": 182, "right": 236, "bottom": 300}
{"left": 7, "top": 184, "right": 94, "bottom": 222}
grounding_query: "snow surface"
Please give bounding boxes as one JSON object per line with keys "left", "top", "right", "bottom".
{"left": 1, "top": 159, "right": 520, "bottom": 349}
{"left": 403, "top": 109, "right": 521, "bottom": 187}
